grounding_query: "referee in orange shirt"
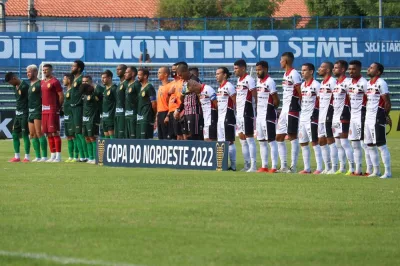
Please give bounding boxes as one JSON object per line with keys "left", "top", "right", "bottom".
{"left": 156, "top": 67, "right": 170, "bottom": 140}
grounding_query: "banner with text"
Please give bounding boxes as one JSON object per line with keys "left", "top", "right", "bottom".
{"left": 1, "top": 29, "right": 399, "bottom": 67}
{"left": 96, "top": 139, "right": 229, "bottom": 171}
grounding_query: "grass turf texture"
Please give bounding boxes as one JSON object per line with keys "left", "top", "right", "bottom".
{"left": 1, "top": 112, "right": 400, "bottom": 266}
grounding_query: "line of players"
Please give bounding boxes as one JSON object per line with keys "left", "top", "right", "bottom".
{"left": 5, "top": 54, "right": 392, "bottom": 178}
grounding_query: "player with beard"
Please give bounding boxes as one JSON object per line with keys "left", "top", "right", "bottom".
{"left": 26, "top": 65, "right": 45, "bottom": 162}
{"left": 255, "top": 61, "right": 279, "bottom": 173}
{"left": 115, "top": 64, "right": 128, "bottom": 138}
{"left": 124, "top": 66, "right": 141, "bottom": 139}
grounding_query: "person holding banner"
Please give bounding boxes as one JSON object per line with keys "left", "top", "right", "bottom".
{"left": 27, "top": 64, "right": 46, "bottom": 162}
{"left": 5, "top": 72, "right": 31, "bottom": 162}
{"left": 137, "top": 68, "right": 157, "bottom": 139}
{"left": 101, "top": 70, "right": 117, "bottom": 139}
{"left": 216, "top": 67, "right": 237, "bottom": 171}
{"left": 124, "top": 66, "right": 141, "bottom": 139}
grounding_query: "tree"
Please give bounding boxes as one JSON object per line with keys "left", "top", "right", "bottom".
{"left": 306, "top": 0, "right": 400, "bottom": 28}
{"left": 157, "top": 0, "right": 284, "bottom": 30}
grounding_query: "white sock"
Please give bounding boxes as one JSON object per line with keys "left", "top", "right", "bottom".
{"left": 351, "top": 141, "right": 362, "bottom": 174}
{"left": 290, "top": 139, "right": 299, "bottom": 169}
{"left": 50, "top": 152, "right": 56, "bottom": 160}
{"left": 240, "top": 139, "right": 250, "bottom": 165}
{"left": 301, "top": 145, "right": 311, "bottom": 172}
{"left": 277, "top": 141, "right": 287, "bottom": 169}
{"left": 269, "top": 141, "right": 278, "bottom": 169}
{"left": 378, "top": 145, "right": 392, "bottom": 176}
{"left": 313, "top": 144, "right": 323, "bottom": 172}
{"left": 14, "top": 153, "right": 20, "bottom": 159}
{"left": 321, "top": 144, "right": 331, "bottom": 171}
{"left": 329, "top": 143, "right": 338, "bottom": 172}
{"left": 259, "top": 141, "right": 268, "bottom": 168}
{"left": 368, "top": 145, "right": 380, "bottom": 175}
{"left": 335, "top": 138, "right": 346, "bottom": 171}
{"left": 341, "top": 138, "right": 354, "bottom": 172}
{"left": 24, "top": 154, "right": 30, "bottom": 160}
{"left": 229, "top": 143, "right": 236, "bottom": 170}
{"left": 246, "top": 137, "right": 257, "bottom": 168}
{"left": 56, "top": 152, "right": 61, "bottom": 160}
{"left": 362, "top": 141, "right": 372, "bottom": 174}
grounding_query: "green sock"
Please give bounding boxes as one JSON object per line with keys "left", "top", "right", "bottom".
{"left": 109, "top": 134, "right": 115, "bottom": 139}
{"left": 32, "top": 138, "right": 40, "bottom": 158}
{"left": 22, "top": 134, "right": 30, "bottom": 155}
{"left": 87, "top": 142, "right": 93, "bottom": 160}
{"left": 92, "top": 141, "right": 96, "bottom": 160}
{"left": 12, "top": 132, "right": 20, "bottom": 154}
{"left": 105, "top": 135, "right": 110, "bottom": 139}
{"left": 75, "top": 134, "right": 84, "bottom": 158}
{"left": 68, "top": 139, "right": 74, "bottom": 158}
{"left": 81, "top": 136, "right": 89, "bottom": 159}
{"left": 74, "top": 138, "right": 79, "bottom": 159}
{"left": 39, "top": 136, "right": 47, "bottom": 158}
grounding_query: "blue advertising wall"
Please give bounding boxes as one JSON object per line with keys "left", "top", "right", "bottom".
{"left": 1, "top": 29, "right": 399, "bottom": 67}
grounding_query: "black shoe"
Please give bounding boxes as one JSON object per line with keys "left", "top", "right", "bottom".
{"left": 228, "top": 167, "right": 236, "bottom": 171}
{"left": 79, "top": 159, "right": 88, "bottom": 162}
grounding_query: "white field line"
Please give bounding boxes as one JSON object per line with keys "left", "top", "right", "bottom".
{"left": 0, "top": 250, "right": 145, "bottom": 266}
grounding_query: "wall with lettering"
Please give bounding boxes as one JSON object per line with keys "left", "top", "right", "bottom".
{"left": 1, "top": 29, "right": 399, "bottom": 68}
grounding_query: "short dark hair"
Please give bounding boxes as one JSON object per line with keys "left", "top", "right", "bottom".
{"left": 176, "top": 64, "right": 189, "bottom": 74}
{"left": 102, "top": 70, "right": 113, "bottom": 78}
{"left": 373, "top": 62, "right": 384, "bottom": 75}
{"left": 160, "top": 66, "right": 170, "bottom": 75}
{"left": 335, "top": 60, "right": 349, "bottom": 71}
{"left": 234, "top": 59, "right": 246, "bottom": 68}
{"left": 64, "top": 73, "right": 74, "bottom": 84}
{"left": 189, "top": 67, "right": 199, "bottom": 72}
{"left": 174, "top": 61, "right": 188, "bottom": 67}
{"left": 282, "top": 52, "right": 295, "bottom": 62}
{"left": 128, "top": 66, "right": 138, "bottom": 77}
{"left": 118, "top": 64, "right": 128, "bottom": 71}
{"left": 74, "top": 60, "right": 85, "bottom": 72}
{"left": 256, "top": 61, "right": 268, "bottom": 69}
{"left": 4, "top": 72, "right": 16, "bottom": 82}
{"left": 349, "top": 60, "right": 362, "bottom": 68}
{"left": 302, "top": 63, "right": 315, "bottom": 72}
{"left": 138, "top": 68, "right": 150, "bottom": 78}
{"left": 217, "top": 67, "right": 231, "bottom": 79}
{"left": 83, "top": 75, "right": 92, "bottom": 81}
{"left": 322, "top": 61, "right": 334, "bottom": 72}
{"left": 43, "top": 64, "right": 53, "bottom": 69}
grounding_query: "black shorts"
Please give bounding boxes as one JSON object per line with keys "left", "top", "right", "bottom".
{"left": 225, "top": 122, "right": 235, "bottom": 142}
{"left": 325, "top": 122, "right": 333, "bottom": 138}
{"left": 266, "top": 121, "right": 276, "bottom": 141}
{"left": 167, "top": 112, "right": 176, "bottom": 140}
{"left": 342, "top": 122, "right": 350, "bottom": 134}
{"left": 288, "top": 115, "right": 299, "bottom": 135}
{"left": 71, "top": 106, "right": 83, "bottom": 134}
{"left": 184, "top": 114, "right": 203, "bottom": 136}
{"left": 237, "top": 116, "right": 254, "bottom": 136}
{"left": 208, "top": 122, "right": 217, "bottom": 140}
{"left": 13, "top": 115, "right": 29, "bottom": 135}
{"left": 311, "top": 122, "right": 318, "bottom": 143}
{"left": 173, "top": 113, "right": 184, "bottom": 136}
{"left": 157, "top": 111, "right": 169, "bottom": 140}
{"left": 83, "top": 122, "right": 99, "bottom": 137}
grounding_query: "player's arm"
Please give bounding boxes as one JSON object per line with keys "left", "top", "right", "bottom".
{"left": 251, "top": 89, "right": 257, "bottom": 106}
{"left": 295, "top": 84, "right": 302, "bottom": 100}
{"left": 272, "top": 93, "right": 279, "bottom": 108}
{"left": 382, "top": 94, "right": 391, "bottom": 115}
{"left": 150, "top": 85, "right": 157, "bottom": 117}
{"left": 54, "top": 80, "right": 64, "bottom": 107}
{"left": 186, "top": 80, "right": 202, "bottom": 94}
{"left": 230, "top": 93, "right": 237, "bottom": 106}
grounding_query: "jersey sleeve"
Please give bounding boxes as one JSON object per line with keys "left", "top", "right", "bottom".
{"left": 22, "top": 82, "right": 29, "bottom": 97}
{"left": 315, "top": 82, "right": 321, "bottom": 96}
{"left": 149, "top": 84, "right": 157, "bottom": 102}
{"left": 53, "top": 79, "right": 63, "bottom": 93}
{"left": 379, "top": 79, "right": 389, "bottom": 95}
{"left": 361, "top": 79, "right": 368, "bottom": 93}
{"left": 248, "top": 76, "right": 256, "bottom": 91}
{"left": 207, "top": 85, "right": 217, "bottom": 101}
{"left": 227, "top": 82, "right": 236, "bottom": 96}
{"left": 269, "top": 79, "right": 277, "bottom": 94}
{"left": 292, "top": 70, "right": 302, "bottom": 85}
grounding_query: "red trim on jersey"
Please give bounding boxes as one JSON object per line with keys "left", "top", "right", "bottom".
{"left": 288, "top": 111, "right": 299, "bottom": 117}
{"left": 260, "top": 75, "right": 269, "bottom": 83}
{"left": 336, "top": 76, "right": 346, "bottom": 84}
{"left": 362, "top": 94, "right": 367, "bottom": 106}
{"left": 322, "top": 76, "right": 332, "bottom": 84}
{"left": 305, "top": 78, "right": 314, "bottom": 87}
{"left": 315, "top": 97, "right": 320, "bottom": 109}
{"left": 246, "top": 90, "right": 252, "bottom": 102}
{"left": 239, "top": 74, "right": 248, "bottom": 82}
{"left": 200, "top": 84, "right": 206, "bottom": 93}
{"left": 370, "top": 76, "right": 380, "bottom": 85}
{"left": 345, "top": 94, "right": 350, "bottom": 106}
{"left": 219, "top": 81, "right": 227, "bottom": 88}
{"left": 228, "top": 97, "right": 234, "bottom": 109}
{"left": 285, "top": 68, "right": 294, "bottom": 76}
{"left": 352, "top": 76, "right": 362, "bottom": 84}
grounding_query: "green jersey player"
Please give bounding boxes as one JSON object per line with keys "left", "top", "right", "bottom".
{"left": 101, "top": 70, "right": 117, "bottom": 138}
{"left": 124, "top": 66, "right": 140, "bottom": 139}
{"left": 114, "top": 64, "right": 128, "bottom": 138}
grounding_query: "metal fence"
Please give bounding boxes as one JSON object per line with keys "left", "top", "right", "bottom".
{"left": 2, "top": 16, "right": 400, "bottom": 32}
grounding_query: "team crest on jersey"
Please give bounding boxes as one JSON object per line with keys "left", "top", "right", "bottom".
{"left": 120, "top": 85, "right": 123, "bottom": 90}
{"left": 107, "top": 90, "right": 110, "bottom": 96}
{"left": 87, "top": 95, "right": 91, "bottom": 101}
{"left": 32, "top": 87, "right": 35, "bottom": 92}
{"left": 47, "top": 83, "right": 51, "bottom": 88}
{"left": 66, "top": 92, "right": 70, "bottom": 98}
{"left": 129, "top": 87, "right": 132, "bottom": 93}
{"left": 142, "top": 91, "right": 145, "bottom": 97}
{"left": 74, "top": 82, "right": 77, "bottom": 87}
{"left": 95, "top": 96, "right": 99, "bottom": 101}
{"left": 18, "top": 90, "right": 21, "bottom": 95}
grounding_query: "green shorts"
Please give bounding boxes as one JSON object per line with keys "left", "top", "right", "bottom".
{"left": 114, "top": 115, "right": 125, "bottom": 139}
{"left": 28, "top": 113, "right": 41, "bottom": 123}
{"left": 64, "top": 119, "right": 75, "bottom": 137}
{"left": 13, "top": 115, "right": 29, "bottom": 135}
{"left": 71, "top": 106, "right": 83, "bottom": 134}
{"left": 136, "top": 121, "right": 154, "bottom": 139}
{"left": 125, "top": 116, "right": 137, "bottom": 139}
{"left": 83, "top": 122, "right": 99, "bottom": 137}
{"left": 102, "top": 119, "right": 114, "bottom": 132}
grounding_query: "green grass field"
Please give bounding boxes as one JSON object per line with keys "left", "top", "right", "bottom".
{"left": 1, "top": 113, "right": 400, "bottom": 266}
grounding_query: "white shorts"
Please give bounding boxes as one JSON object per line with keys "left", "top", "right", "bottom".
{"left": 364, "top": 122, "right": 386, "bottom": 145}
{"left": 348, "top": 119, "right": 362, "bottom": 141}
{"left": 318, "top": 122, "right": 333, "bottom": 138}
{"left": 217, "top": 122, "right": 225, "bottom": 142}
{"left": 299, "top": 122, "right": 312, "bottom": 144}
{"left": 236, "top": 116, "right": 254, "bottom": 136}
{"left": 276, "top": 111, "right": 299, "bottom": 135}
{"left": 332, "top": 121, "right": 350, "bottom": 138}
{"left": 256, "top": 118, "right": 276, "bottom": 141}
{"left": 203, "top": 125, "right": 210, "bottom": 139}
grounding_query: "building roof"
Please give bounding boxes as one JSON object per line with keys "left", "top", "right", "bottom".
{"left": 5, "top": 0, "right": 158, "bottom": 18}
{"left": 274, "top": 0, "right": 309, "bottom": 18}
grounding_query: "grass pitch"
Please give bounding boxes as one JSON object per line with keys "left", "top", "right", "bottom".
{"left": 1, "top": 115, "right": 400, "bottom": 265}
